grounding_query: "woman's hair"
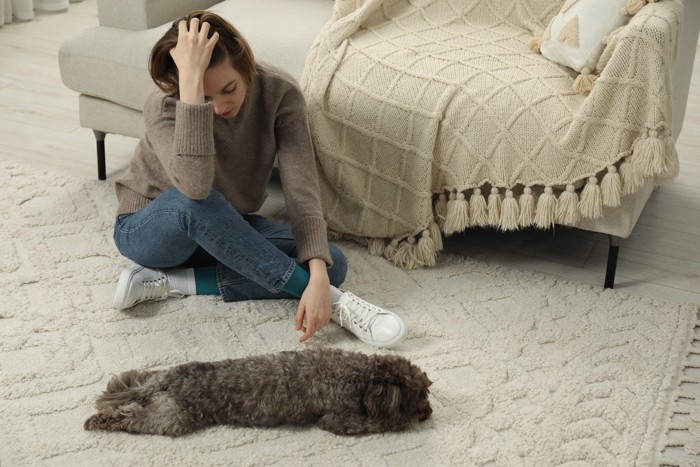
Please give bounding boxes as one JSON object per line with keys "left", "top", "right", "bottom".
{"left": 149, "top": 10, "right": 256, "bottom": 97}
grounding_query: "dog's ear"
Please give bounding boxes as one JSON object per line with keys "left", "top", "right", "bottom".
{"left": 363, "top": 382, "right": 401, "bottom": 419}
{"left": 374, "top": 355, "right": 432, "bottom": 393}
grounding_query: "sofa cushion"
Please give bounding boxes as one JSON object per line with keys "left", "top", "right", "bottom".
{"left": 59, "top": 0, "right": 334, "bottom": 112}
{"left": 539, "top": 0, "right": 632, "bottom": 73}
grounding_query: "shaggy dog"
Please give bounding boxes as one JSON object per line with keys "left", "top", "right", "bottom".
{"left": 84, "top": 348, "right": 432, "bottom": 436}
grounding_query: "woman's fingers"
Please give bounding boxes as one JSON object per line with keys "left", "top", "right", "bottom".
{"left": 207, "top": 31, "right": 220, "bottom": 47}
{"left": 295, "top": 301, "right": 306, "bottom": 330}
{"left": 183, "top": 18, "right": 213, "bottom": 40}
{"left": 300, "top": 325, "right": 315, "bottom": 343}
{"left": 187, "top": 17, "right": 200, "bottom": 33}
{"left": 178, "top": 19, "right": 188, "bottom": 36}
{"left": 296, "top": 303, "right": 329, "bottom": 343}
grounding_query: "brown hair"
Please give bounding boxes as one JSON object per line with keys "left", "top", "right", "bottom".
{"left": 149, "top": 10, "right": 256, "bottom": 98}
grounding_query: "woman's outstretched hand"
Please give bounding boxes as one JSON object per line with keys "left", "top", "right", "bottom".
{"left": 295, "top": 259, "right": 332, "bottom": 344}
{"left": 169, "top": 18, "right": 219, "bottom": 104}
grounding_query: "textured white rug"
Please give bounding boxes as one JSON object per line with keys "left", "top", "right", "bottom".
{"left": 1, "top": 161, "right": 698, "bottom": 466}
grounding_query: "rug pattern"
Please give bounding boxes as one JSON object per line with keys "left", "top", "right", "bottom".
{"left": 0, "top": 162, "right": 697, "bottom": 466}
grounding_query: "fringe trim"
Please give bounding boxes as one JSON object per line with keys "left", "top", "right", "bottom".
{"left": 350, "top": 123, "right": 677, "bottom": 269}
{"left": 443, "top": 191, "right": 469, "bottom": 236}
{"left": 573, "top": 67, "right": 598, "bottom": 93}
{"left": 528, "top": 33, "right": 543, "bottom": 53}
{"left": 500, "top": 190, "right": 520, "bottom": 231}
{"left": 655, "top": 318, "right": 700, "bottom": 466}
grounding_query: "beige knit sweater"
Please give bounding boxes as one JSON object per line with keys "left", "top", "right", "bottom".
{"left": 115, "top": 63, "right": 331, "bottom": 265}
{"left": 302, "top": 0, "right": 681, "bottom": 268}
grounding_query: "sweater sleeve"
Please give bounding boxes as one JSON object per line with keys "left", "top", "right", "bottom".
{"left": 274, "top": 85, "right": 332, "bottom": 266}
{"left": 144, "top": 92, "right": 217, "bottom": 200}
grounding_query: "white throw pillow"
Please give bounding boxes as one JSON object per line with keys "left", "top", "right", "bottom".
{"left": 539, "top": 0, "right": 632, "bottom": 73}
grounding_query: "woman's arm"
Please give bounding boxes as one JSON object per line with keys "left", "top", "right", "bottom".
{"left": 273, "top": 74, "right": 335, "bottom": 342}
{"left": 274, "top": 83, "right": 332, "bottom": 265}
{"left": 145, "top": 18, "right": 219, "bottom": 200}
{"left": 295, "top": 258, "right": 332, "bottom": 343}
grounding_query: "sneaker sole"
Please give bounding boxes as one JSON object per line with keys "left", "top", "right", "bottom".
{"left": 112, "top": 265, "right": 145, "bottom": 310}
{"left": 358, "top": 317, "right": 407, "bottom": 349}
{"left": 334, "top": 313, "right": 407, "bottom": 349}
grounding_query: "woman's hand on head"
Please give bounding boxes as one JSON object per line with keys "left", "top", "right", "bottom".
{"left": 169, "top": 18, "right": 219, "bottom": 104}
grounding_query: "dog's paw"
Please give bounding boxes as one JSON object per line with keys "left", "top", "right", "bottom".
{"left": 84, "top": 412, "right": 122, "bottom": 431}
{"left": 84, "top": 413, "right": 104, "bottom": 431}
{"left": 317, "top": 413, "right": 371, "bottom": 435}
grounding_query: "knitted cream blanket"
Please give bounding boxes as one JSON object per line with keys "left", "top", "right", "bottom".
{"left": 301, "top": 0, "right": 681, "bottom": 268}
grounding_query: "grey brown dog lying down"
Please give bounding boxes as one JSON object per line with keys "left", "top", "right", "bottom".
{"left": 84, "top": 347, "right": 432, "bottom": 436}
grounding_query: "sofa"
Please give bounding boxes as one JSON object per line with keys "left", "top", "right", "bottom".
{"left": 59, "top": 0, "right": 700, "bottom": 288}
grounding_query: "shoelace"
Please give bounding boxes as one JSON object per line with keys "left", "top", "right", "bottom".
{"left": 335, "top": 294, "right": 382, "bottom": 331}
{"left": 135, "top": 276, "right": 183, "bottom": 305}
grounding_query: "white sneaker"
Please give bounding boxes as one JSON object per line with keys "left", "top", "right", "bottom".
{"left": 113, "top": 264, "right": 185, "bottom": 310}
{"left": 331, "top": 291, "right": 406, "bottom": 348}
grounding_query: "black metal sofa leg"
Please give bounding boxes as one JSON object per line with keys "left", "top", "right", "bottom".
{"left": 604, "top": 235, "right": 622, "bottom": 289}
{"left": 94, "top": 130, "right": 107, "bottom": 180}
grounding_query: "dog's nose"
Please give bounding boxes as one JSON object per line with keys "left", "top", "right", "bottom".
{"left": 417, "top": 401, "right": 432, "bottom": 421}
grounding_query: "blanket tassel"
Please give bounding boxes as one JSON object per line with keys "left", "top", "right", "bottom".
{"left": 633, "top": 128, "right": 666, "bottom": 178}
{"left": 444, "top": 192, "right": 469, "bottom": 236}
{"left": 601, "top": 166, "right": 622, "bottom": 207}
{"left": 619, "top": 156, "right": 643, "bottom": 195}
{"left": 573, "top": 67, "right": 598, "bottom": 93}
{"left": 367, "top": 237, "right": 386, "bottom": 256}
{"left": 393, "top": 237, "right": 418, "bottom": 269}
{"left": 385, "top": 223, "right": 442, "bottom": 269}
{"left": 383, "top": 238, "right": 399, "bottom": 259}
{"left": 528, "top": 34, "right": 543, "bottom": 53}
{"left": 556, "top": 184, "right": 580, "bottom": 226}
{"left": 500, "top": 190, "right": 520, "bottom": 231}
{"left": 469, "top": 188, "right": 489, "bottom": 227}
{"left": 416, "top": 230, "right": 437, "bottom": 267}
{"left": 487, "top": 188, "right": 502, "bottom": 227}
{"left": 658, "top": 135, "right": 680, "bottom": 182}
{"left": 434, "top": 193, "right": 448, "bottom": 230}
{"left": 518, "top": 187, "right": 536, "bottom": 227}
{"left": 579, "top": 177, "right": 603, "bottom": 219}
{"left": 428, "top": 220, "right": 444, "bottom": 252}
{"left": 534, "top": 187, "right": 557, "bottom": 228}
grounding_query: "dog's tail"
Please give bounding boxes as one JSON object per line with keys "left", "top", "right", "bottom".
{"left": 94, "top": 369, "right": 157, "bottom": 412}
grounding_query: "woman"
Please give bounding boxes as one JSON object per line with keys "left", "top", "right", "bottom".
{"left": 110, "top": 11, "right": 406, "bottom": 348}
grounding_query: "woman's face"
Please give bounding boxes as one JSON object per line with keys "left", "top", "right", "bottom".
{"left": 202, "top": 60, "right": 247, "bottom": 118}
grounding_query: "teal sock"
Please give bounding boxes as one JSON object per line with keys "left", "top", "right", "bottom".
{"left": 194, "top": 267, "right": 220, "bottom": 295}
{"left": 281, "top": 264, "right": 310, "bottom": 298}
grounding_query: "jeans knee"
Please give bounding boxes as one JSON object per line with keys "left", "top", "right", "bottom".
{"left": 163, "top": 187, "right": 227, "bottom": 211}
{"left": 161, "top": 187, "right": 240, "bottom": 230}
{"left": 328, "top": 244, "right": 348, "bottom": 287}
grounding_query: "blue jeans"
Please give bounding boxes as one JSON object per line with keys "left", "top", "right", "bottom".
{"left": 113, "top": 187, "right": 347, "bottom": 302}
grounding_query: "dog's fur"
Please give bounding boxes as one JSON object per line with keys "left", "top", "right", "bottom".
{"left": 84, "top": 348, "right": 432, "bottom": 436}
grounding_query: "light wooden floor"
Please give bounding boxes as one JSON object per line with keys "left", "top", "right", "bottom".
{"left": 1, "top": 0, "right": 699, "bottom": 304}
